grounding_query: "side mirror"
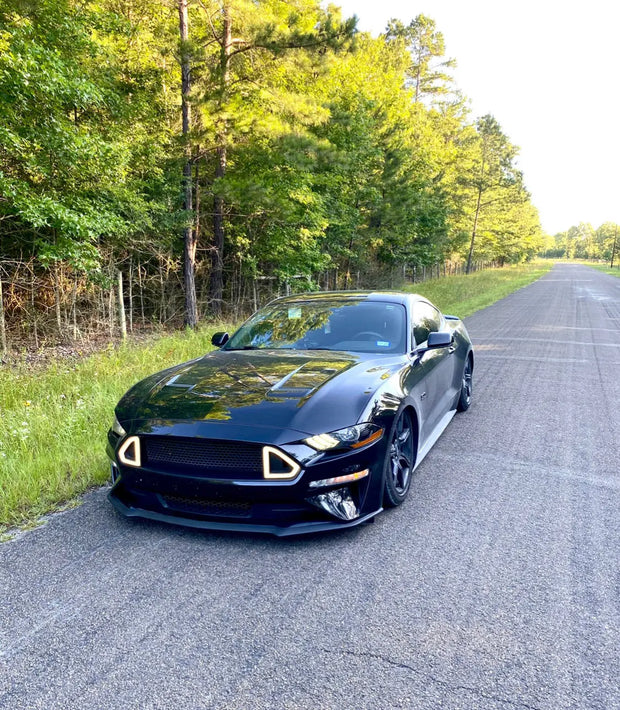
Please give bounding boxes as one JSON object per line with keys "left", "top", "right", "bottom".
{"left": 211, "top": 331, "right": 229, "bottom": 347}
{"left": 414, "top": 331, "right": 453, "bottom": 356}
{"left": 427, "top": 331, "right": 453, "bottom": 349}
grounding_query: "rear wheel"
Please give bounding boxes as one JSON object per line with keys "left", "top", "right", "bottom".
{"left": 456, "top": 357, "right": 473, "bottom": 412}
{"left": 383, "top": 410, "right": 415, "bottom": 507}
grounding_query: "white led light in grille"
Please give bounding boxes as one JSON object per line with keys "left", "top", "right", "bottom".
{"left": 262, "top": 446, "right": 301, "bottom": 480}
{"left": 118, "top": 436, "right": 141, "bottom": 468}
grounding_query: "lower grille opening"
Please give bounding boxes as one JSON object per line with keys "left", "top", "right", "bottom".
{"left": 162, "top": 493, "right": 252, "bottom": 518}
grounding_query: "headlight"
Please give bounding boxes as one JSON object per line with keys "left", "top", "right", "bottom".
{"left": 304, "top": 423, "right": 384, "bottom": 451}
{"left": 112, "top": 414, "right": 126, "bottom": 437}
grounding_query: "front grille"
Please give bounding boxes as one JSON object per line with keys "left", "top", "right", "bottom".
{"left": 162, "top": 493, "right": 252, "bottom": 518}
{"left": 142, "top": 436, "right": 263, "bottom": 479}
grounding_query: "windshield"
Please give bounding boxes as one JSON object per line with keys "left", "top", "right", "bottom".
{"left": 224, "top": 300, "right": 407, "bottom": 354}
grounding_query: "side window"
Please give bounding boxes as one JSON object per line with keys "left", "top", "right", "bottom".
{"left": 412, "top": 302, "right": 441, "bottom": 346}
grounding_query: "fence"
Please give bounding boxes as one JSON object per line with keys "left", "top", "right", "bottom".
{"left": 0, "top": 257, "right": 498, "bottom": 354}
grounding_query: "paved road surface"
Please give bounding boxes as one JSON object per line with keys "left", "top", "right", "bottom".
{"left": 1, "top": 263, "right": 618, "bottom": 710}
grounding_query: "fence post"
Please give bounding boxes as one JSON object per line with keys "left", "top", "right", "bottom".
{"left": 118, "top": 271, "right": 127, "bottom": 340}
{"left": 0, "top": 275, "right": 6, "bottom": 356}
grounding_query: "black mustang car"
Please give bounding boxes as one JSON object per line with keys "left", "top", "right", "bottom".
{"left": 107, "top": 291, "right": 473, "bottom": 535}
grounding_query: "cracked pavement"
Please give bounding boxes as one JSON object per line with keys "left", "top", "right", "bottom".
{"left": 1, "top": 263, "right": 619, "bottom": 709}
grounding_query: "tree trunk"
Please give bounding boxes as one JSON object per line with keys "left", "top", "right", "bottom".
{"left": 193, "top": 161, "right": 201, "bottom": 318}
{"left": 466, "top": 185, "right": 483, "bottom": 275}
{"left": 344, "top": 233, "right": 354, "bottom": 289}
{"left": 467, "top": 148, "right": 487, "bottom": 275}
{"left": 209, "top": 6, "right": 232, "bottom": 317}
{"left": 611, "top": 225, "right": 618, "bottom": 268}
{"left": 414, "top": 64, "right": 421, "bottom": 103}
{"left": 179, "top": 0, "right": 198, "bottom": 328}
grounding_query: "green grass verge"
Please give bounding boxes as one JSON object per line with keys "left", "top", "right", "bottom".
{"left": 584, "top": 264, "right": 620, "bottom": 278}
{"left": 403, "top": 260, "right": 553, "bottom": 317}
{"left": 0, "top": 260, "right": 552, "bottom": 532}
{"left": 0, "top": 325, "right": 230, "bottom": 530}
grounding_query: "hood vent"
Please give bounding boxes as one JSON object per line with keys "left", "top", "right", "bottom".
{"left": 267, "top": 362, "right": 343, "bottom": 399}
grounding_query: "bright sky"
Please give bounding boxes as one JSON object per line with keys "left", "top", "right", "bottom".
{"left": 332, "top": 0, "right": 620, "bottom": 235}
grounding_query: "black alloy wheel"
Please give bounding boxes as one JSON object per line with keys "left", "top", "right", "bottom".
{"left": 457, "top": 357, "right": 473, "bottom": 412}
{"left": 383, "top": 410, "right": 415, "bottom": 507}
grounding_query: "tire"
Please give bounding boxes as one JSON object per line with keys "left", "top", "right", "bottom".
{"left": 456, "top": 356, "right": 473, "bottom": 412}
{"left": 383, "top": 410, "right": 415, "bottom": 507}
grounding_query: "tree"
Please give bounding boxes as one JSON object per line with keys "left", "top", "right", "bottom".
{"left": 0, "top": 0, "right": 179, "bottom": 268}
{"left": 178, "top": 0, "right": 198, "bottom": 327}
{"left": 385, "top": 15, "right": 455, "bottom": 103}
{"left": 308, "top": 33, "right": 456, "bottom": 282}
{"left": 611, "top": 226, "right": 618, "bottom": 267}
{"left": 0, "top": 4, "right": 549, "bottom": 344}
{"left": 594, "top": 222, "right": 619, "bottom": 263}
{"left": 460, "top": 115, "right": 525, "bottom": 273}
{"left": 189, "top": 0, "right": 355, "bottom": 315}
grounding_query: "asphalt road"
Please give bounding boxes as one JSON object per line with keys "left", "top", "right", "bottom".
{"left": 1, "top": 263, "right": 619, "bottom": 710}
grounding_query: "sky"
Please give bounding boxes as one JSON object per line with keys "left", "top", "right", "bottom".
{"left": 332, "top": 0, "right": 620, "bottom": 235}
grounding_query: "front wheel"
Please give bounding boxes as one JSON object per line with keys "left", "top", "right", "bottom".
{"left": 456, "top": 357, "right": 473, "bottom": 412}
{"left": 383, "top": 410, "right": 415, "bottom": 508}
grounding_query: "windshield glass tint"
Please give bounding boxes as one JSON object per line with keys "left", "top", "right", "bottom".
{"left": 224, "top": 300, "right": 407, "bottom": 354}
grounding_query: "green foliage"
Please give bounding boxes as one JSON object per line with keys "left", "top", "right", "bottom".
{"left": 587, "top": 264, "right": 620, "bottom": 276}
{"left": 453, "top": 114, "right": 543, "bottom": 267}
{"left": 385, "top": 14, "right": 456, "bottom": 102}
{"left": 545, "top": 222, "right": 619, "bottom": 263}
{"left": 1, "top": 0, "right": 546, "bottom": 317}
{"left": 0, "top": 0, "right": 179, "bottom": 271}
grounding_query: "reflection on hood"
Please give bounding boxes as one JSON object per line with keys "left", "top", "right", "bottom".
{"left": 137, "top": 351, "right": 359, "bottom": 422}
{"left": 118, "top": 349, "right": 401, "bottom": 435}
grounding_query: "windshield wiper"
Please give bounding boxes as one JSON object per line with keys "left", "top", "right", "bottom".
{"left": 226, "top": 345, "right": 261, "bottom": 351}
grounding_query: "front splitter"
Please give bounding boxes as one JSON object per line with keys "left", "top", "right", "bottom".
{"left": 108, "top": 490, "right": 381, "bottom": 537}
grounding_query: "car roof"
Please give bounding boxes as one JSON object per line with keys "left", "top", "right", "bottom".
{"left": 270, "top": 291, "right": 429, "bottom": 306}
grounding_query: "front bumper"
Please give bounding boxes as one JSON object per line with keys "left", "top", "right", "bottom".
{"left": 108, "top": 487, "right": 380, "bottom": 536}
{"left": 106, "top": 429, "right": 387, "bottom": 536}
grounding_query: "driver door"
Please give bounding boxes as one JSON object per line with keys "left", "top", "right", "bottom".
{"left": 411, "top": 302, "right": 456, "bottom": 440}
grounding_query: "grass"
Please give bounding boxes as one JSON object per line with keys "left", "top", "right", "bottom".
{"left": 0, "top": 260, "right": 552, "bottom": 533}
{"left": 584, "top": 263, "right": 620, "bottom": 278}
{"left": 0, "top": 325, "right": 231, "bottom": 531}
{"left": 549, "top": 258, "right": 620, "bottom": 278}
{"left": 402, "top": 260, "right": 553, "bottom": 317}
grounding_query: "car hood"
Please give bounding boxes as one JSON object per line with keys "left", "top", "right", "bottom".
{"left": 116, "top": 349, "right": 404, "bottom": 439}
